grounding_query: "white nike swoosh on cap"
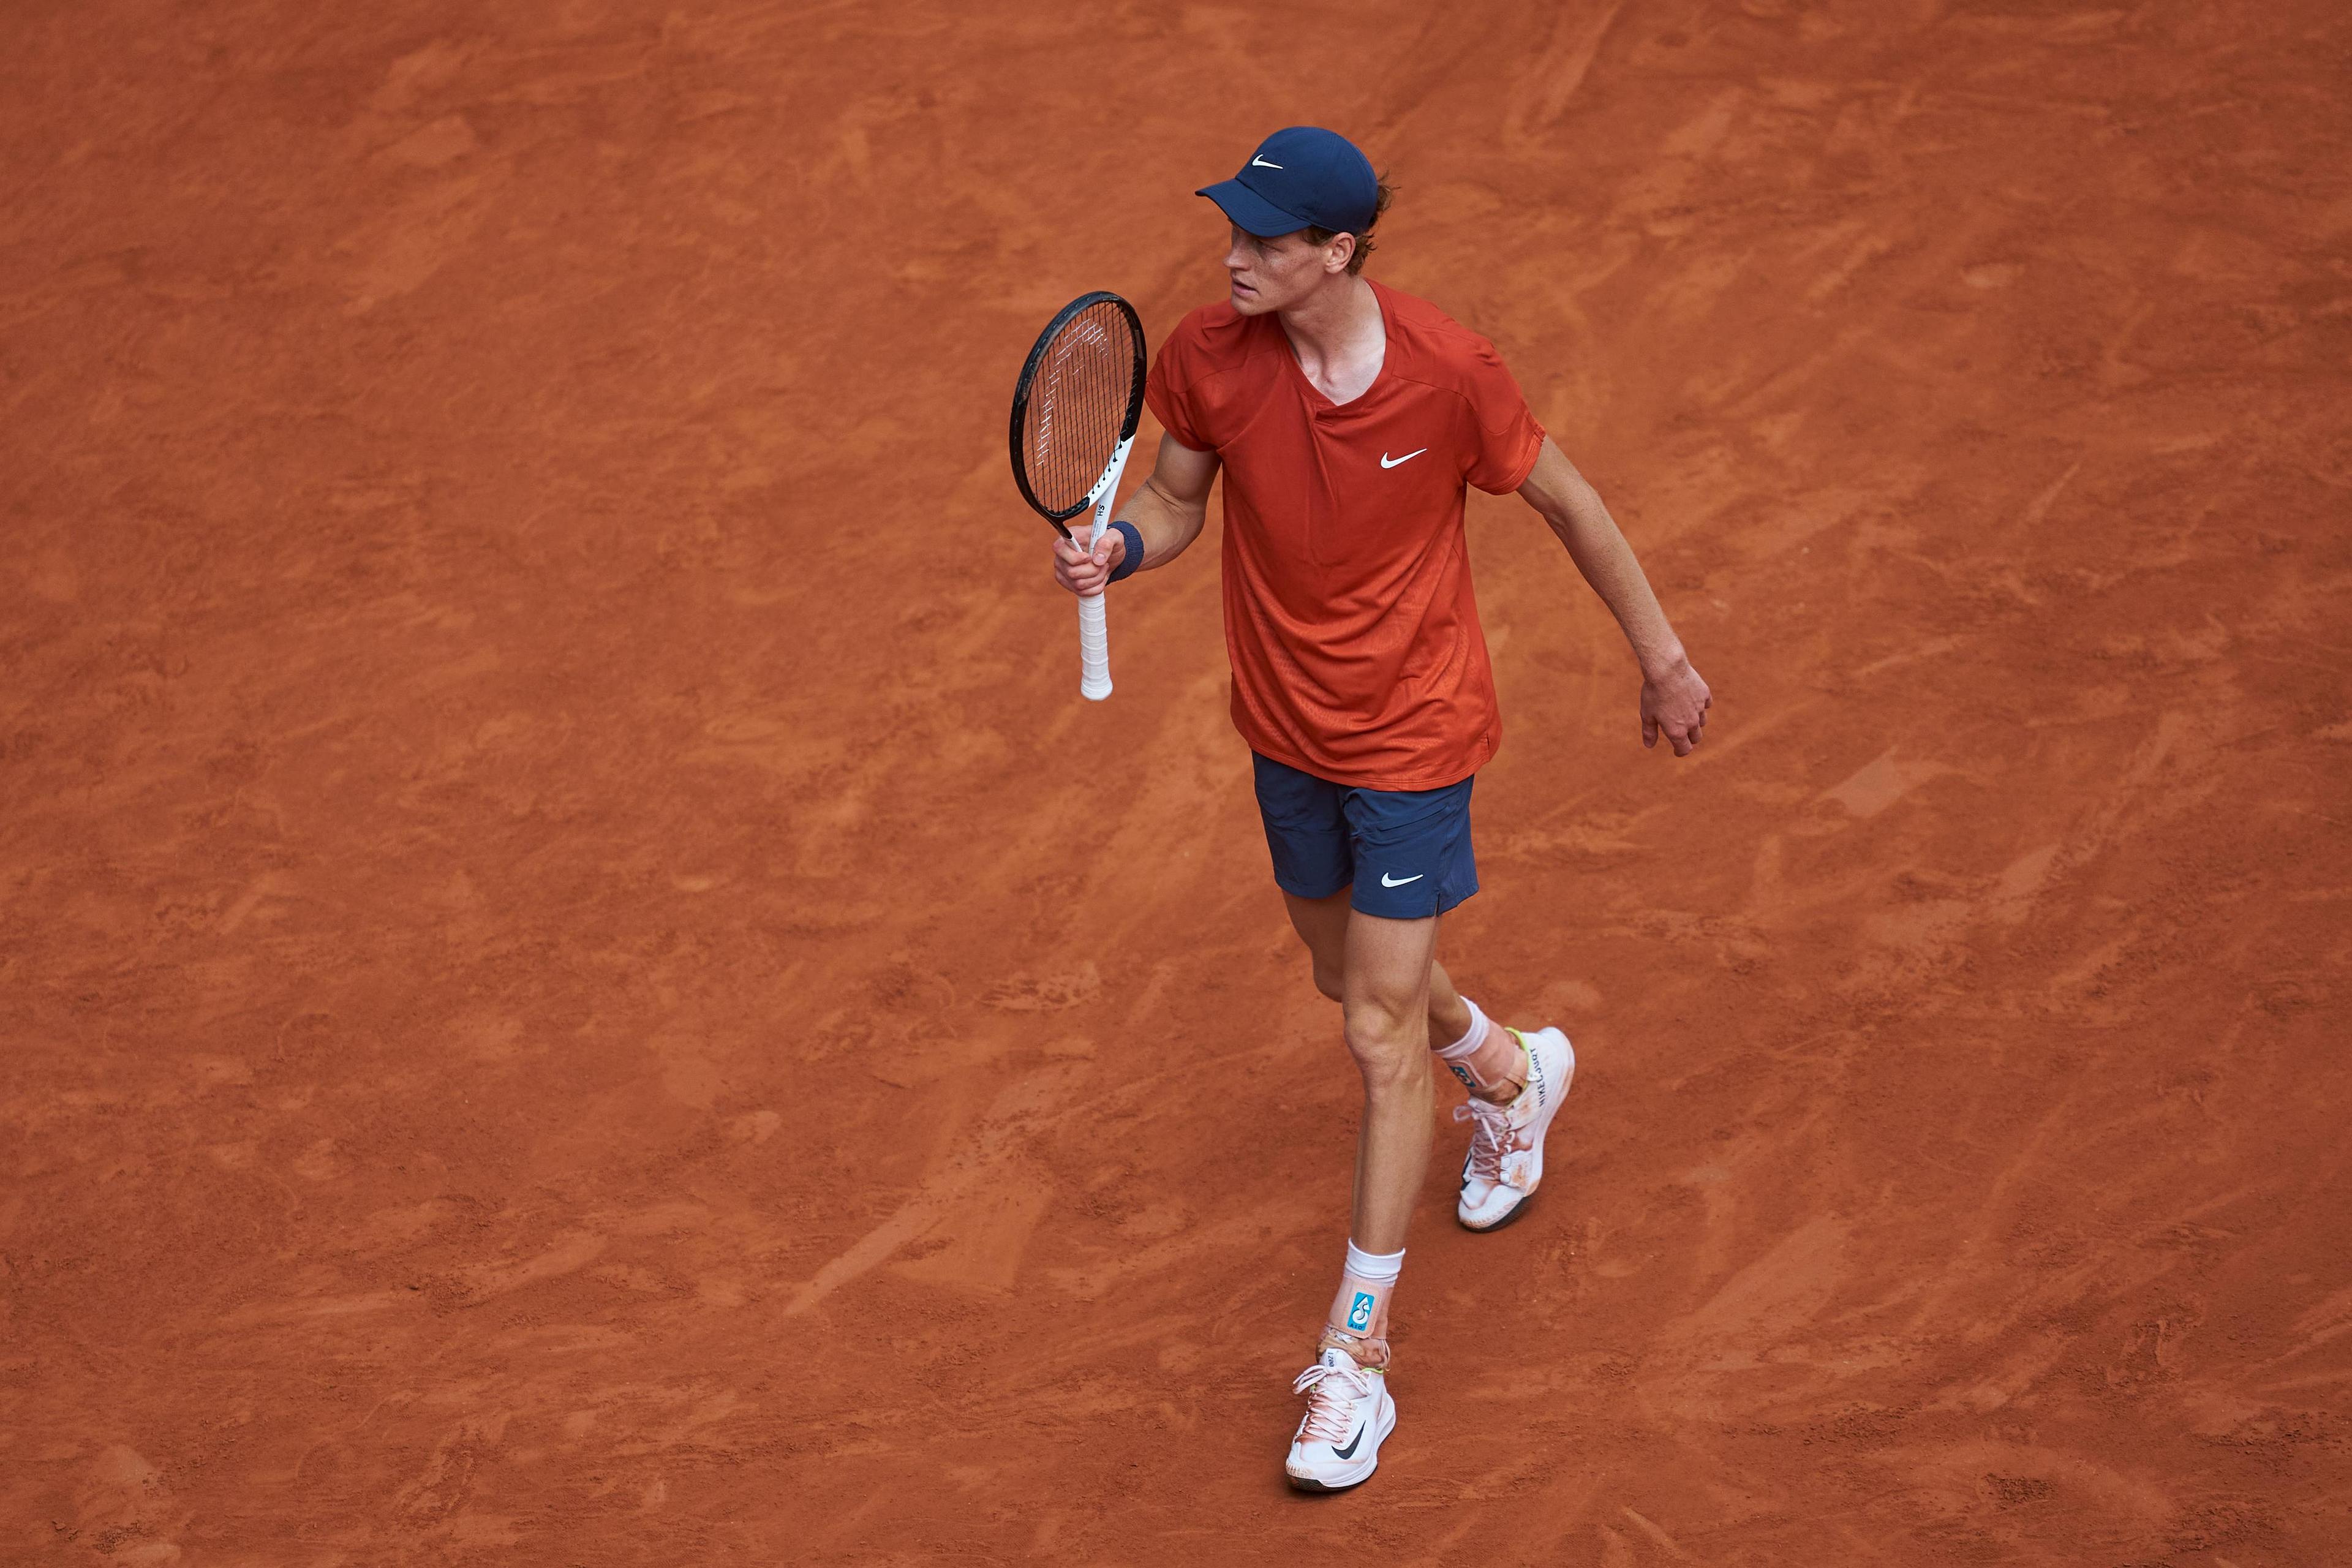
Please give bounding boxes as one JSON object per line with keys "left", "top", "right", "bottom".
{"left": 1251, "top": 156, "right": 1284, "bottom": 168}
{"left": 1380, "top": 449, "right": 1427, "bottom": 469}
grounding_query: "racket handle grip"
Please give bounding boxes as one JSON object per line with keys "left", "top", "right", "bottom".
{"left": 1076, "top": 434, "right": 1134, "bottom": 703}
{"left": 1077, "top": 588, "right": 1111, "bottom": 701}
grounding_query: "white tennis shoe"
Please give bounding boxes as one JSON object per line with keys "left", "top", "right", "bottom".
{"left": 1455, "top": 1025, "right": 1574, "bottom": 1231}
{"left": 1284, "top": 1347, "right": 1395, "bottom": 1492}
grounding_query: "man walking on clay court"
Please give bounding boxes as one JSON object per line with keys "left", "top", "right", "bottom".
{"left": 1049, "top": 126, "right": 1711, "bottom": 1491}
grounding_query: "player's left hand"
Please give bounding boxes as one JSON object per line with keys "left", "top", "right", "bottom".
{"left": 1641, "top": 655, "right": 1711, "bottom": 756}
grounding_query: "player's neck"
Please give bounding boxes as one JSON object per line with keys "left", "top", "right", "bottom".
{"left": 1277, "top": 275, "right": 1384, "bottom": 401}
{"left": 1276, "top": 274, "right": 1381, "bottom": 364}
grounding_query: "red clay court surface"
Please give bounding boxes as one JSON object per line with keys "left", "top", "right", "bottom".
{"left": 6, "top": 1, "right": 2350, "bottom": 1562}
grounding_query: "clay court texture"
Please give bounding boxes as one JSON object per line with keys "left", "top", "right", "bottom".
{"left": 4, "top": 0, "right": 2350, "bottom": 1562}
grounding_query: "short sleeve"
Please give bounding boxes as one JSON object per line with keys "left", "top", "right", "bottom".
{"left": 1460, "top": 337, "right": 1545, "bottom": 494}
{"left": 1145, "top": 329, "right": 1211, "bottom": 453}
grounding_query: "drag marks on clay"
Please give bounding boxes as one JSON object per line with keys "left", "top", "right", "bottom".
{"left": 450, "top": 1229, "right": 609, "bottom": 1307}
{"left": 981, "top": 964, "right": 1101, "bottom": 1012}
{"left": 782, "top": 1060, "right": 1091, "bottom": 1315}
{"left": 374, "top": 113, "right": 480, "bottom": 172}
{"left": 62, "top": 1444, "right": 188, "bottom": 1566}
{"left": 1500, "top": 0, "right": 1630, "bottom": 145}
{"left": 392, "top": 1409, "right": 527, "bottom": 1547}
{"left": 339, "top": 169, "right": 507, "bottom": 315}
{"left": 2264, "top": 1284, "right": 2352, "bottom": 1371}
{"left": 1817, "top": 748, "right": 1960, "bottom": 820}
{"left": 1487, "top": 809, "right": 1663, "bottom": 865}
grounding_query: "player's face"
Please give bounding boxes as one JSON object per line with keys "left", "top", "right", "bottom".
{"left": 1223, "top": 225, "right": 1351, "bottom": 315}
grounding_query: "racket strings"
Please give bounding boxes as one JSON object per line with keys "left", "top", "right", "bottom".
{"left": 1021, "top": 301, "right": 1136, "bottom": 516}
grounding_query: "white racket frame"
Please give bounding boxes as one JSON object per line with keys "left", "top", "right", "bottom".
{"left": 1075, "top": 433, "right": 1134, "bottom": 701}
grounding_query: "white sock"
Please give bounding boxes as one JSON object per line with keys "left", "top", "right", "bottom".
{"left": 1436, "top": 997, "right": 1489, "bottom": 1058}
{"left": 1434, "top": 997, "right": 1490, "bottom": 1093}
{"left": 1330, "top": 1240, "right": 1406, "bottom": 1345}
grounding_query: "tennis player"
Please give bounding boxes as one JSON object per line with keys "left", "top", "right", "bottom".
{"left": 1050, "top": 126, "right": 1711, "bottom": 1491}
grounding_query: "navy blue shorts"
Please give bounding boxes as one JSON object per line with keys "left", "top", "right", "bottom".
{"left": 1251, "top": 752, "right": 1479, "bottom": 919}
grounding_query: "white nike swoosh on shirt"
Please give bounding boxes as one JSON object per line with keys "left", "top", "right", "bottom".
{"left": 1380, "top": 450, "right": 1427, "bottom": 469}
{"left": 1380, "top": 872, "right": 1425, "bottom": 887}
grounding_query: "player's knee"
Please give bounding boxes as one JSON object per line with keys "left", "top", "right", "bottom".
{"left": 1349, "top": 1040, "right": 1430, "bottom": 1097}
{"left": 1311, "top": 960, "right": 1346, "bottom": 1003}
{"left": 1342, "top": 1003, "right": 1426, "bottom": 1080}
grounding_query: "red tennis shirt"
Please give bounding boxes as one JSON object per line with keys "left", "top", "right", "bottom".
{"left": 1144, "top": 279, "right": 1545, "bottom": 790}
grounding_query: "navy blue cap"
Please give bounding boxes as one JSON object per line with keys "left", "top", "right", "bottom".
{"left": 1197, "top": 126, "right": 1378, "bottom": 239}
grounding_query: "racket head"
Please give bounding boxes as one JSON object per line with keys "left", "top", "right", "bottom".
{"left": 1009, "top": 292, "right": 1147, "bottom": 533}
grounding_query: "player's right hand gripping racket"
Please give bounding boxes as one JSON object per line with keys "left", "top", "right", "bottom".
{"left": 1009, "top": 292, "right": 1147, "bottom": 701}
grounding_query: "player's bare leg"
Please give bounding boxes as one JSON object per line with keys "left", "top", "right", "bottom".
{"left": 1283, "top": 906, "right": 1434, "bottom": 1490}
{"left": 1279, "top": 907, "right": 1434, "bottom": 1371}
{"left": 1337, "top": 910, "right": 1439, "bottom": 1253}
{"left": 1282, "top": 888, "right": 1574, "bottom": 1235}
{"left": 1282, "top": 891, "right": 1527, "bottom": 1104}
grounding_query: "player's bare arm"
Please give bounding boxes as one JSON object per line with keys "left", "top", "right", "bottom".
{"left": 1050, "top": 433, "right": 1218, "bottom": 597}
{"left": 1516, "top": 435, "right": 1713, "bottom": 755}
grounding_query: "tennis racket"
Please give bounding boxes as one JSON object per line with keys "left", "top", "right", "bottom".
{"left": 1009, "top": 291, "right": 1147, "bottom": 701}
